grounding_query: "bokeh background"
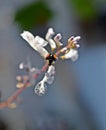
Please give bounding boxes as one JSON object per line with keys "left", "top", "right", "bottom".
{"left": 0, "top": 0, "right": 106, "bottom": 130}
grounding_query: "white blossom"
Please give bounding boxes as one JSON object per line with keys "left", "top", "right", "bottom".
{"left": 60, "top": 35, "right": 80, "bottom": 61}
{"left": 68, "top": 36, "right": 81, "bottom": 48}
{"left": 61, "top": 49, "right": 78, "bottom": 61}
{"left": 21, "top": 31, "right": 48, "bottom": 47}
{"left": 72, "top": 36, "right": 81, "bottom": 43}
{"left": 54, "top": 33, "right": 63, "bottom": 47}
{"left": 45, "top": 28, "right": 56, "bottom": 51}
{"left": 20, "top": 29, "right": 81, "bottom": 96}
{"left": 35, "top": 46, "right": 49, "bottom": 58}
{"left": 20, "top": 31, "right": 35, "bottom": 44}
{"left": 21, "top": 31, "right": 49, "bottom": 58}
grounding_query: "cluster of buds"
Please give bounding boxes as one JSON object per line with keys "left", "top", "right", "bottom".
{"left": 16, "top": 58, "right": 40, "bottom": 89}
{"left": 60, "top": 36, "right": 80, "bottom": 61}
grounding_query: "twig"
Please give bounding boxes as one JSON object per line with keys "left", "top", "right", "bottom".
{"left": 0, "top": 45, "right": 73, "bottom": 109}
{"left": 0, "top": 63, "right": 48, "bottom": 109}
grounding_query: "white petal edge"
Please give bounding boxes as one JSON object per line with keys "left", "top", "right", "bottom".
{"left": 21, "top": 31, "right": 49, "bottom": 58}
{"left": 63, "top": 49, "right": 79, "bottom": 61}
{"left": 36, "top": 47, "right": 49, "bottom": 58}
{"left": 45, "top": 28, "right": 56, "bottom": 49}
{"left": 20, "top": 31, "right": 35, "bottom": 43}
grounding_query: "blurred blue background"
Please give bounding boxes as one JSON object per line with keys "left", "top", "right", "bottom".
{"left": 0, "top": 0, "right": 106, "bottom": 130}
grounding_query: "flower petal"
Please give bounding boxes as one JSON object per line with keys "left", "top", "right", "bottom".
{"left": 73, "top": 36, "right": 81, "bottom": 42}
{"left": 54, "top": 33, "right": 63, "bottom": 47}
{"left": 35, "top": 36, "right": 48, "bottom": 47}
{"left": 36, "top": 47, "right": 49, "bottom": 58}
{"left": 21, "top": 31, "right": 48, "bottom": 48}
{"left": 43, "top": 65, "right": 55, "bottom": 84}
{"left": 68, "top": 36, "right": 81, "bottom": 49}
{"left": 21, "top": 31, "right": 38, "bottom": 51}
{"left": 45, "top": 28, "right": 56, "bottom": 50}
{"left": 21, "top": 31, "right": 49, "bottom": 58}
{"left": 61, "top": 49, "right": 79, "bottom": 61}
{"left": 20, "top": 31, "right": 35, "bottom": 44}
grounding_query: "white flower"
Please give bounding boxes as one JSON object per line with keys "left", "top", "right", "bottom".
{"left": 45, "top": 28, "right": 56, "bottom": 51}
{"left": 46, "top": 28, "right": 55, "bottom": 35}
{"left": 60, "top": 35, "right": 80, "bottom": 61}
{"left": 20, "top": 31, "right": 49, "bottom": 58}
{"left": 35, "top": 46, "right": 49, "bottom": 58}
{"left": 68, "top": 36, "right": 81, "bottom": 49}
{"left": 19, "top": 29, "right": 81, "bottom": 96}
{"left": 61, "top": 49, "right": 78, "bottom": 61}
{"left": 21, "top": 31, "right": 48, "bottom": 47}
{"left": 20, "top": 31, "right": 35, "bottom": 44}
{"left": 54, "top": 33, "right": 63, "bottom": 47}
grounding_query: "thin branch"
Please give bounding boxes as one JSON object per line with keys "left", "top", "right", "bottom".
{"left": 0, "top": 63, "right": 48, "bottom": 109}
{"left": 0, "top": 45, "right": 73, "bottom": 109}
